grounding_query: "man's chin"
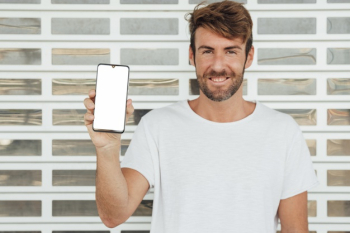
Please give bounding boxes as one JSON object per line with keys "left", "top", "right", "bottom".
{"left": 205, "top": 92, "right": 233, "bottom": 102}
{"left": 209, "top": 98, "right": 223, "bottom": 102}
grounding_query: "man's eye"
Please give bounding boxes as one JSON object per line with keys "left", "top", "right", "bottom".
{"left": 228, "top": 51, "right": 236, "bottom": 54}
{"left": 203, "top": 50, "right": 212, "bottom": 54}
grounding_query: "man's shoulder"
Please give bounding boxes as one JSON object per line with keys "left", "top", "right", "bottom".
{"left": 258, "top": 101, "right": 298, "bottom": 128}
{"left": 141, "top": 100, "right": 184, "bottom": 125}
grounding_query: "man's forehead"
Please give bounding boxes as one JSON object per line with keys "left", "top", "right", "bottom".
{"left": 194, "top": 27, "right": 245, "bottom": 47}
{"left": 196, "top": 38, "right": 245, "bottom": 51}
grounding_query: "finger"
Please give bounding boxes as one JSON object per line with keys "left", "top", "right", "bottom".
{"left": 127, "top": 99, "right": 132, "bottom": 105}
{"left": 89, "top": 90, "right": 95, "bottom": 103}
{"left": 84, "top": 112, "right": 95, "bottom": 123}
{"left": 84, "top": 98, "right": 95, "bottom": 114}
{"left": 84, "top": 112, "right": 95, "bottom": 125}
{"left": 126, "top": 101, "right": 134, "bottom": 116}
{"left": 88, "top": 89, "right": 95, "bottom": 98}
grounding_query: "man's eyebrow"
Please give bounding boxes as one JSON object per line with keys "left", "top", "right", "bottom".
{"left": 197, "top": 45, "right": 242, "bottom": 50}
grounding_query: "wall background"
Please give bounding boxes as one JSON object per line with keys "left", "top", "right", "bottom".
{"left": 0, "top": 0, "right": 350, "bottom": 232}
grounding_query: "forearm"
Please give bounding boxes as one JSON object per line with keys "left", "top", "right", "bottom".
{"left": 95, "top": 145, "right": 129, "bottom": 226}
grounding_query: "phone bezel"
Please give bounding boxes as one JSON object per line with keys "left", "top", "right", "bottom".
{"left": 92, "top": 63, "right": 130, "bottom": 134}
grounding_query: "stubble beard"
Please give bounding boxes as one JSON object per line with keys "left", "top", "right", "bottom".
{"left": 196, "top": 67, "right": 245, "bottom": 102}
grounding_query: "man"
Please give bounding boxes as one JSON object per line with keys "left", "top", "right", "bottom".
{"left": 84, "top": 0, "right": 319, "bottom": 232}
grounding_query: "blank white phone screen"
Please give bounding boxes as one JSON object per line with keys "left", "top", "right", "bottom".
{"left": 93, "top": 64, "right": 129, "bottom": 132}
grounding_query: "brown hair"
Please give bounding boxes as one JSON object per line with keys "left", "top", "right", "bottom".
{"left": 184, "top": 0, "right": 253, "bottom": 63}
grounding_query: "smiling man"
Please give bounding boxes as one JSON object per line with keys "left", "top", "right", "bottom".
{"left": 91, "top": 0, "right": 320, "bottom": 232}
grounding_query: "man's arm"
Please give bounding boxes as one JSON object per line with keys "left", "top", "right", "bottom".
{"left": 277, "top": 191, "right": 309, "bottom": 233}
{"left": 95, "top": 145, "right": 129, "bottom": 228}
{"left": 95, "top": 146, "right": 150, "bottom": 228}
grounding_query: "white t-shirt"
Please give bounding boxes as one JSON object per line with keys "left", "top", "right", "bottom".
{"left": 120, "top": 99, "right": 320, "bottom": 233}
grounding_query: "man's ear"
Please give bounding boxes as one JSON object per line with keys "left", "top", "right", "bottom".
{"left": 244, "top": 45, "right": 254, "bottom": 69}
{"left": 189, "top": 45, "right": 195, "bottom": 66}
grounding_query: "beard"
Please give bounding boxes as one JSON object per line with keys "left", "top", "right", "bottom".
{"left": 196, "top": 65, "right": 245, "bottom": 102}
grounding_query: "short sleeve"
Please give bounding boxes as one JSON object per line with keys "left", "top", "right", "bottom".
{"left": 120, "top": 117, "right": 156, "bottom": 191}
{"left": 280, "top": 124, "right": 320, "bottom": 200}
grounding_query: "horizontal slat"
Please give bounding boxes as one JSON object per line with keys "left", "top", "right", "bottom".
{"left": 0, "top": 0, "right": 350, "bottom": 11}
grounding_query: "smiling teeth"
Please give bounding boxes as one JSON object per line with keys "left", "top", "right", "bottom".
{"left": 212, "top": 78, "right": 226, "bottom": 82}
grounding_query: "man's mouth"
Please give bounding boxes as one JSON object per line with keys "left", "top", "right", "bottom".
{"left": 209, "top": 77, "right": 229, "bottom": 83}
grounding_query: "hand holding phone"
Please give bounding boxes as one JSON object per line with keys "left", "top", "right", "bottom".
{"left": 84, "top": 89, "right": 134, "bottom": 149}
{"left": 84, "top": 63, "right": 132, "bottom": 149}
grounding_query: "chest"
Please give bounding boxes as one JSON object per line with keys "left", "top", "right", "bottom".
{"left": 158, "top": 130, "right": 286, "bottom": 196}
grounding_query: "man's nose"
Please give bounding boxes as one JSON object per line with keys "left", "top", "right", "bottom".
{"left": 211, "top": 54, "right": 226, "bottom": 74}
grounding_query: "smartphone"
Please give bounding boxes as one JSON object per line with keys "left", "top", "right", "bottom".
{"left": 92, "top": 63, "right": 130, "bottom": 134}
